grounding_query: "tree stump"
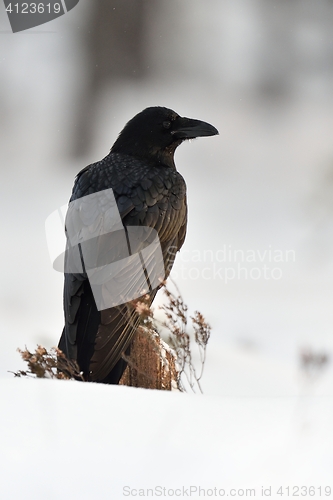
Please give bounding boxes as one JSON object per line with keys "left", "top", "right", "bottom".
{"left": 119, "top": 327, "right": 179, "bottom": 390}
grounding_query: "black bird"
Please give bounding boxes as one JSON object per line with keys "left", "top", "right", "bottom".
{"left": 59, "top": 106, "right": 218, "bottom": 384}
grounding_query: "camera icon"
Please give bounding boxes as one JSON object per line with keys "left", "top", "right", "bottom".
{"left": 45, "top": 188, "right": 165, "bottom": 310}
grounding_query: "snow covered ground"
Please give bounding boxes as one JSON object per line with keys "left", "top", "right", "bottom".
{"left": 1, "top": 378, "right": 333, "bottom": 499}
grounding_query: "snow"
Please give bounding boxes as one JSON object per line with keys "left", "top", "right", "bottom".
{"left": 1, "top": 378, "right": 332, "bottom": 499}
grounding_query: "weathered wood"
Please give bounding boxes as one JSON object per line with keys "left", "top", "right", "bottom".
{"left": 119, "top": 327, "right": 179, "bottom": 390}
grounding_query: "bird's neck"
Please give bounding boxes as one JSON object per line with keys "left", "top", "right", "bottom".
{"left": 155, "top": 149, "right": 176, "bottom": 169}
{"left": 153, "top": 141, "right": 182, "bottom": 169}
{"left": 110, "top": 142, "right": 181, "bottom": 170}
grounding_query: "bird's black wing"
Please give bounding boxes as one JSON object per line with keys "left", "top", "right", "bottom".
{"left": 59, "top": 153, "right": 187, "bottom": 383}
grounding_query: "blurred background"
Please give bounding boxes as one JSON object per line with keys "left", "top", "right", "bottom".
{"left": 1, "top": 0, "right": 333, "bottom": 396}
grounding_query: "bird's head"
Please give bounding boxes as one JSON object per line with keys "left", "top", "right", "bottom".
{"left": 111, "top": 106, "right": 218, "bottom": 168}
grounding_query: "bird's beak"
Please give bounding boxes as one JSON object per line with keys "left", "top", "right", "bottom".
{"left": 171, "top": 117, "right": 219, "bottom": 139}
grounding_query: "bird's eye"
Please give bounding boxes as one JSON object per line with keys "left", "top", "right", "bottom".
{"left": 163, "top": 121, "right": 171, "bottom": 129}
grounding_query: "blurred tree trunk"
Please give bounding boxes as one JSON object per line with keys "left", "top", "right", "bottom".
{"left": 73, "top": 0, "right": 157, "bottom": 157}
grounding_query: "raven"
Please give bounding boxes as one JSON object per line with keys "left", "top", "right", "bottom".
{"left": 59, "top": 106, "right": 218, "bottom": 384}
